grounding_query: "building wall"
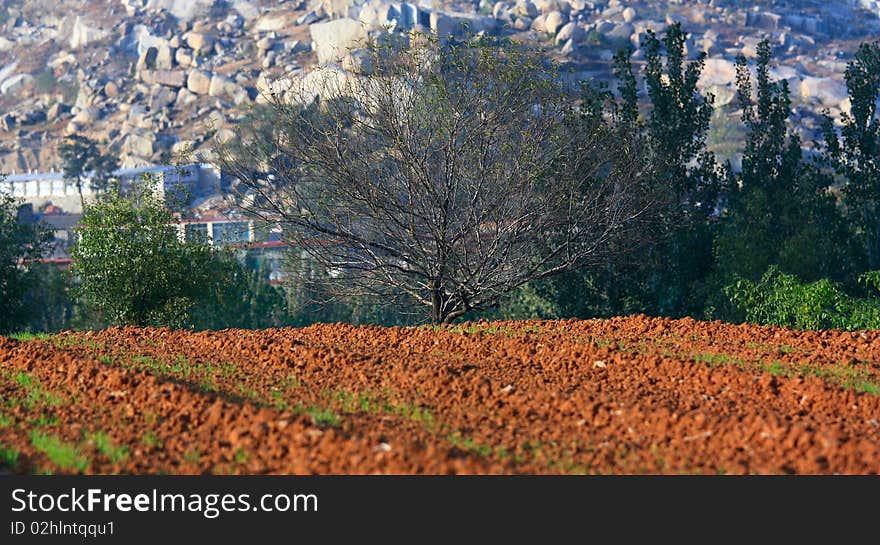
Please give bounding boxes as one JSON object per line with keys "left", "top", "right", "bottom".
{"left": 0, "top": 163, "right": 217, "bottom": 214}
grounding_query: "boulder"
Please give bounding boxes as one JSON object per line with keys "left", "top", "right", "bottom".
{"left": 544, "top": 11, "right": 567, "bottom": 34}
{"left": 0, "top": 61, "right": 18, "bottom": 83}
{"left": 430, "top": 12, "right": 455, "bottom": 38}
{"left": 606, "top": 22, "right": 634, "bottom": 42}
{"left": 256, "top": 35, "right": 275, "bottom": 53}
{"left": 622, "top": 7, "right": 636, "bottom": 23}
{"left": 72, "top": 106, "right": 100, "bottom": 124}
{"left": 310, "top": 19, "right": 369, "bottom": 65}
{"left": 769, "top": 66, "right": 801, "bottom": 90}
{"left": 536, "top": 0, "right": 565, "bottom": 15}
{"left": 0, "top": 74, "right": 32, "bottom": 95}
{"left": 800, "top": 77, "right": 848, "bottom": 107}
{"left": 175, "top": 87, "right": 198, "bottom": 107}
{"left": 187, "top": 70, "right": 212, "bottom": 95}
{"left": 698, "top": 58, "right": 737, "bottom": 88}
{"left": 150, "top": 85, "right": 178, "bottom": 111}
{"left": 175, "top": 47, "right": 194, "bottom": 67}
{"left": 153, "top": 70, "right": 186, "bottom": 88}
{"left": 137, "top": 44, "right": 173, "bottom": 73}
{"left": 289, "top": 40, "right": 311, "bottom": 54}
{"left": 208, "top": 74, "right": 249, "bottom": 104}
{"left": 254, "top": 13, "right": 293, "bottom": 32}
{"left": 512, "top": 16, "right": 532, "bottom": 30}
{"left": 530, "top": 14, "right": 547, "bottom": 33}
{"left": 46, "top": 102, "right": 70, "bottom": 121}
{"left": 492, "top": 1, "right": 507, "bottom": 19}
{"left": 515, "top": 0, "right": 539, "bottom": 18}
{"left": 232, "top": 0, "right": 260, "bottom": 20}
{"left": 132, "top": 29, "right": 173, "bottom": 67}
{"left": 297, "top": 11, "right": 320, "bottom": 26}
{"left": 184, "top": 31, "right": 214, "bottom": 54}
{"left": 144, "top": 0, "right": 214, "bottom": 20}
{"left": 69, "top": 16, "right": 106, "bottom": 49}
{"left": 554, "top": 22, "right": 584, "bottom": 45}
{"left": 124, "top": 132, "right": 155, "bottom": 158}
{"left": 104, "top": 81, "right": 120, "bottom": 98}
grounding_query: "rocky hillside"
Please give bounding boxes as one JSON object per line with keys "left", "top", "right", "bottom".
{"left": 0, "top": 0, "right": 878, "bottom": 174}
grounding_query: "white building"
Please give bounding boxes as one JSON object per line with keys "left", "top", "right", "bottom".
{"left": 0, "top": 163, "right": 221, "bottom": 214}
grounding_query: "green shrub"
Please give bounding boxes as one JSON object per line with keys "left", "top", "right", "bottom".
{"left": 725, "top": 266, "right": 880, "bottom": 330}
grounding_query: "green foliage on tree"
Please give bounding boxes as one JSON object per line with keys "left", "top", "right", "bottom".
{"left": 713, "top": 40, "right": 849, "bottom": 301}
{"left": 0, "top": 192, "right": 52, "bottom": 334}
{"left": 726, "top": 266, "right": 880, "bottom": 330}
{"left": 563, "top": 23, "right": 725, "bottom": 319}
{"left": 58, "top": 134, "right": 120, "bottom": 208}
{"left": 822, "top": 40, "right": 880, "bottom": 272}
{"left": 72, "top": 176, "right": 287, "bottom": 329}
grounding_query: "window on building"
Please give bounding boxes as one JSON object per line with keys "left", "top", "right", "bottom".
{"left": 213, "top": 221, "right": 250, "bottom": 245}
{"left": 185, "top": 223, "right": 209, "bottom": 244}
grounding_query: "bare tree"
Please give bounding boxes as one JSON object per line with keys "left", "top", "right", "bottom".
{"left": 217, "top": 35, "right": 656, "bottom": 324}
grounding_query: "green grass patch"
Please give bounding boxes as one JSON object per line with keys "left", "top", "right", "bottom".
{"left": 0, "top": 445, "right": 19, "bottom": 470}
{"left": 447, "top": 432, "right": 493, "bottom": 457}
{"left": 183, "top": 448, "right": 202, "bottom": 465}
{"left": 89, "top": 431, "right": 129, "bottom": 464}
{"left": 234, "top": 448, "right": 250, "bottom": 465}
{"left": 422, "top": 323, "right": 544, "bottom": 337}
{"left": 306, "top": 406, "right": 341, "bottom": 428}
{"left": 7, "top": 332, "right": 51, "bottom": 341}
{"left": 270, "top": 389, "right": 290, "bottom": 411}
{"left": 30, "top": 431, "right": 90, "bottom": 472}
{"left": 141, "top": 431, "right": 161, "bottom": 448}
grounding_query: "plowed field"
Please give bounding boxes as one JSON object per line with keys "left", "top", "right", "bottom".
{"left": 2, "top": 316, "right": 879, "bottom": 474}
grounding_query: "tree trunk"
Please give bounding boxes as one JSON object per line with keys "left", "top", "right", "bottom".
{"left": 431, "top": 283, "right": 443, "bottom": 325}
{"left": 77, "top": 179, "right": 85, "bottom": 211}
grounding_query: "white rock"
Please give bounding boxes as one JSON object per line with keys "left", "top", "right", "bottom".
{"left": 492, "top": 2, "right": 507, "bottom": 20}
{"left": 208, "top": 74, "right": 249, "bottom": 105}
{"left": 606, "top": 22, "right": 634, "bottom": 42}
{"left": 800, "top": 77, "right": 848, "bottom": 108}
{"left": 124, "top": 132, "right": 155, "bottom": 158}
{"left": 153, "top": 70, "right": 186, "bottom": 88}
{"left": 254, "top": 13, "right": 293, "bottom": 32}
{"left": 544, "top": 11, "right": 567, "bottom": 34}
{"left": 144, "top": 0, "right": 214, "bottom": 20}
{"left": 187, "top": 70, "right": 212, "bottom": 95}
{"left": 622, "top": 7, "right": 636, "bottom": 23}
{"left": 175, "top": 87, "right": 198, "bottom": 107}
{"left": 554, "top": 22, "right": 584, "bottom": 45}
{"left": 536, "top": 0, "right": 564, "bottom": 15}
{"left": 698, "top": 57, "right": 737, "bottom": 88}
{"left": 175, "top": 47, "right": 194, "bottom": 67}
{"left": 184, "top": 31, "right": 214, "bottom": 54}
{"left": 69, "top": 16, "right": 106, "bottom": 49}
{"left": 310, "top": 19, "right": 368, "bottom": 65}
{"left": 530, "top": 14, "right": 547, "bottom": 33}
{"left": 232, "top": 0, "right": 260, "bottom": 20}
{"left": 0, "top": 61, "right": 19, "bottom": 83}
{"left": 515, "top": 0, "right": 538, "bottom": 18}
{"left": 0, "top": 74, "right": 32, "bottom": 95}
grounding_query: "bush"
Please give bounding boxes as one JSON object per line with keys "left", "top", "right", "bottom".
{"left": 71, "top": 176, "right": 285, "bottom": 329}
{"left": 725, "top": 266, "right": 880, "bottom": 330}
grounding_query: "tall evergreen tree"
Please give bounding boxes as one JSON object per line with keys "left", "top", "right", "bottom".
{"left": 715, "top": 40, "right": 848, "bottom": 295}
{"left": 588, "top": 23, "right": 724, "bottom": 317}
{"left": 821, "top": 40, "right": 880, "bottom": 272}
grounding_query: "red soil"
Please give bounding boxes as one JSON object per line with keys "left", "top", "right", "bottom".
{"left": 2, "top": 316, "right": 879, "bottom": 474}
